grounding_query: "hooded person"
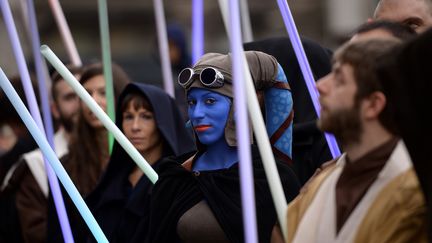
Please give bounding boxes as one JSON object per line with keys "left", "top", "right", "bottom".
{"left": 142, "top": 51, "right": 300, "bottom": 243}
{"left": 167, "top": 24, "right": 192, "bottom": 75}
{"left": 85, "top": 82, "right": 195, "bottom": 242}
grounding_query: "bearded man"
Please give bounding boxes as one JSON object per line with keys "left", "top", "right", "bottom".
{"left": 286, "top": 39, "right": 427, "bottom": 243}
{"left": 0, "top": 66, "right": 82, "bottom": 243}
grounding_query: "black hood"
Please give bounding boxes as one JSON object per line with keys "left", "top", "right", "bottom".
{"left": 113, "top": 82, "right": 195, "bottom": 157}
{"left": 87, "top": 82, "right": 195, "bottom": 205}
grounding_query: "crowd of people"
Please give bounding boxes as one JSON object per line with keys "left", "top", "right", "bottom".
{"left": 0, "top": 0, "right": 431, "bottom": 242}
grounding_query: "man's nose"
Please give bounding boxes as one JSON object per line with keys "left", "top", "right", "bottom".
{"left": 317, "top": 74, "right": 331, "bottom": 95}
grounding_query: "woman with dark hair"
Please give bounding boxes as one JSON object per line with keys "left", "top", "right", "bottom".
{"left": 46, "top": 62, "right": 130, "bottom": 242}
{"left": 86, "top": 82, "right": 195, "bottom": 242}
{"left": 142, "top": 51, "right": 300, "bottom": 243}
{"left": 60, "top": 62, "right": 130, "bottom": 196}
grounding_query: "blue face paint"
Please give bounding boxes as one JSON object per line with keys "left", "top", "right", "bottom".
{"left": 187, "top": 88, "right": 231, "bottom": 146}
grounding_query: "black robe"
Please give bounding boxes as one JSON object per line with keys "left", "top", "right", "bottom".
{"left": 244, "top": 37, "right": 335, "bottom": 185}
{"left": 86, "top": 82, "right": 195, "bottom": 242}
{"left": 144, "top": 146, "right": 301, "bottom": 243}
{"left": 113, "top": 151, "right": 194, "bottom": 243}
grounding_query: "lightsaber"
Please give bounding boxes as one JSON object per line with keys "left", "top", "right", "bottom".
{"left": 228, "top": 0, "right": 258, "bottom": 242}
{"left": 192, "top": 0, "right": 204, "bottom": 64}
{"left": 97, "top": 0, "right": 115, "bottom": 153}
{"left": 239, "top": 0, "right": 253, "bottom": 42}
{"left": 41, "top": 45, "right": 159, "bottom": 184}
{"left": 152, "top": 0, "right": 175, "bottom": 97}
{"left": 276, "top": 0, "right": 341, "bottom": 158}
{"left": 0, "top": 68, "right": 108, "bottom": 243}
{"left": 47, "top": 0, "right": 82, "bottom": 66}
{"left": 1, "top": 0, "right": 74, "bottom": 241}
{"left": 219, "top": 0, "right": 289, "bottom": 239}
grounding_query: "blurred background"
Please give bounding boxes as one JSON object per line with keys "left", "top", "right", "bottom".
{"left": 0, "top": 0, "right": 379, "bottom": 86}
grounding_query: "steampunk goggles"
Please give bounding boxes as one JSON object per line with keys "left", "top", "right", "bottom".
{"left": 177, "top": 67, "right": 229, "bottom": 89}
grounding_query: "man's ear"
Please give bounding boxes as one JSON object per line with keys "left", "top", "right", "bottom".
{"left": 367, "top": 18, "right": 374, "bottom": 23}
{"left": 364, "top": 91, "right": 386, "bottom": 119}
{"left": 51, "top": 102, "right": 60, "bottom": 120}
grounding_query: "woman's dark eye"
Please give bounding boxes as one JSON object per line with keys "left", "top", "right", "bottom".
{"left": 141, "top": 114, "right": 153, "bottom": 120}
{"left": 187, "top": 99, "right": 196, "bottom": 106}
{"left": 123, "top": 114, "right": 133, "bottom": 120}
{"left": 205, "top": 98, "right": 216, "bottom": 104}
{"left": 99, "top": 90, "right": 106, "bottom": 96}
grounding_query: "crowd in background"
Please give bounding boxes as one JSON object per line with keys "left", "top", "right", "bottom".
{"left": 0, "top": 0, "right": 431, "bottom": 242}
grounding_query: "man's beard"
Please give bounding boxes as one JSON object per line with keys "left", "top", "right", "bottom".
{"left": 317, "top": 105, "right": 363, "bottom": 146}
{"left": 58, "top": 114, "right": 76, "bottom": 133}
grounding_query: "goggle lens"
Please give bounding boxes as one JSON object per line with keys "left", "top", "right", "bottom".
{"left": 200, "top": 68, "right": 218, "bottom": 86}
{"left": 178, "top": 68, "right": 194, "bottom": 86}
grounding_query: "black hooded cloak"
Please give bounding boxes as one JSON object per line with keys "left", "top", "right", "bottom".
{"left": 46, "top": 83, "right": 195, "bottom": 242}
{"left": 85, "top": 82, "right": 196, "bottom": 242}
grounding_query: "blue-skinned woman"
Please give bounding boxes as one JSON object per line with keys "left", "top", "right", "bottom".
{"left": 143, "top": 51, "right": 301, "bottom": 243}
{"left": 86, "top": 82, "right": 195, "bottom": 242}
